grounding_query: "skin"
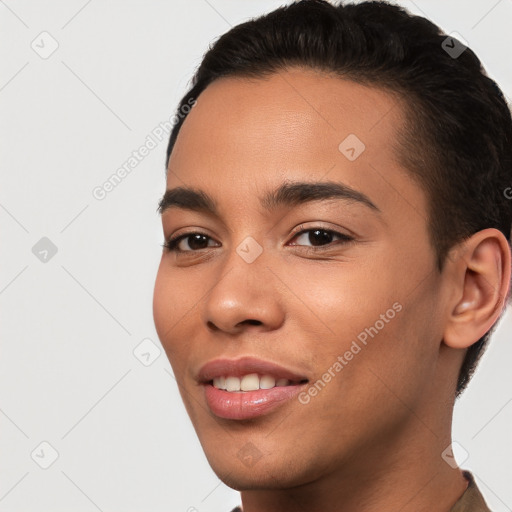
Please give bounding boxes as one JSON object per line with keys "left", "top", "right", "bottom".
{"left": 152, "top": 67, "right": 511, "bottom": 512}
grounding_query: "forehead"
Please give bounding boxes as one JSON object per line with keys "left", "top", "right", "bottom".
{"left": 166, "top": 67, "right": 426, "bottom": 224}
{"left": 170, "top": 67, "right": 402, "bottom": 166}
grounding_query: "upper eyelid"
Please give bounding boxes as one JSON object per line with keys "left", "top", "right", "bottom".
{"left": 168, "top": 220, "right": 352, "bottom": 238}
{"left": 170, "top": 225, "right": 351, "bottom": 242}
{"left": 291, "top": 224, "right": 352, "bottom": 237}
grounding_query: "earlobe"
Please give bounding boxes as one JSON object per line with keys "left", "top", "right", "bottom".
{"left": 443, "top": 228, "right": 511, "bottom": 350}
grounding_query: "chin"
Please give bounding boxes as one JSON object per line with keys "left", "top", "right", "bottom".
{"left": 213, "top": 464, "right": 299, "bottom": 491}
{"left": 203, "top": 447, "right": 318, "bottom": 491}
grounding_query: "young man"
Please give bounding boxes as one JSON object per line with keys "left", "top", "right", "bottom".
{"left": 153, "top": 1, "right": 512, "bottom": 510}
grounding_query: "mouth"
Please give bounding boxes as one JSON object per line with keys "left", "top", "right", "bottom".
{"left": 197, "top": 356, "right": 309, "bottom": 420}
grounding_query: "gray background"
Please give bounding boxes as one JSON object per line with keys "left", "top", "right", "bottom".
{"left": 1, "top": 0, "right": 511, "bottom": 511}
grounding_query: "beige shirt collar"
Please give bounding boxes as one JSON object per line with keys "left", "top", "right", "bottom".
{"left": 450, "top": 471, "right": 492, "bottom": 512}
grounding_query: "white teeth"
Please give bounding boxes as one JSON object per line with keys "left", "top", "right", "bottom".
{"left": 240, "top": 373, "right": 259, "bottom": 391}
{"left": 225, "top": 376, "right": 241, "bottom": 392}
{"left": 212, "top": 374, "right": 293, "bottom": 391}
{"left": 213, "top": 376, "right": 226, "bottom": 390}
{"left": 259, "top": 375, "right": 276, "bottom": 389}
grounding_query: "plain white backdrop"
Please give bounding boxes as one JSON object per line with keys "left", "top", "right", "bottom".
{"left": 1, "top": 1, "right": 511, "bottom": 511}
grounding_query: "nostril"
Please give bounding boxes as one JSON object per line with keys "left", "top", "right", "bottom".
{"left": 244, "top": 319, "right": 262, "bottom": 326}
{"left": 206, "top": 321, "right": 219, "bottom": 331}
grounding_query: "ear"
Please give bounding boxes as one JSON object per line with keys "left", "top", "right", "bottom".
{"left": 443, "top": 228, "right": 511, "bottom": 350}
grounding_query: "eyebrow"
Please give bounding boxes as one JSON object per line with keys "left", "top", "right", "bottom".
{"left": 157, "top": 181, "right": 381, "bottom": 217}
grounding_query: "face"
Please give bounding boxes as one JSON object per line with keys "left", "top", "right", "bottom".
{"left": 153, "top": 67, "right": 451, "bottom": 490}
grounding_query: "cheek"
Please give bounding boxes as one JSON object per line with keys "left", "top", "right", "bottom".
{"left": 296, "top": 255, "right": 434, "bottom": 393}
{"left": 290, "top": 260, "right": 397, "bottom": 343}
{"left": 326, "top": 284, "right": 441, "bottom": 416}
{"left": 152, "top": 262, "right": 188, "bottom": 362}
{"left": 152, "top": 263, "right": 169, "bottom": 342}
{"left": 153, "top": 262, "right": 211, "bottom": 383}
{"left": 284, "top": 264, "right": 405, "bottom": 413}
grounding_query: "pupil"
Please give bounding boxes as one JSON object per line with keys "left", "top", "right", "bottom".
{"left": 310, "top": 230, "right": 331, "bottom": 246}
{"left": 189, "top": 234, "right": 208, "bottom": 250}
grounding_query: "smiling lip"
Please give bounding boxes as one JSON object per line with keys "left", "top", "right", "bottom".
{"left": 197, "top": 356, "right": 309, "bottom": 420}
{"left": 197, "top": 356, "right": 308, "bottom": 383}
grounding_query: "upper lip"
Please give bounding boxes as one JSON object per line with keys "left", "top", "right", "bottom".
{"left": 197, "top": 356, "right": 309, "bottom": 384}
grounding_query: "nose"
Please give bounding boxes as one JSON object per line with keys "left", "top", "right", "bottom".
{"left": 201, "top": 249, "right": 285, "bottom": 336}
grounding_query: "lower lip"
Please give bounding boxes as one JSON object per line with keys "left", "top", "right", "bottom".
{"left": 203, "top": 382, "right": 307, "bottom": 420}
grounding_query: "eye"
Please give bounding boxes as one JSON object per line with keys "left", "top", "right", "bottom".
{"left": 162, "top": 232, "right": 219, "bottom": 252}
{"left": 288, "top": 227, "right": 354, "bottom": 249}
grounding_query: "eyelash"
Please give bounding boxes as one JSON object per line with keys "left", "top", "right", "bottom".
{"left": 161, "top": 227, "right": 354, "bottom": 253}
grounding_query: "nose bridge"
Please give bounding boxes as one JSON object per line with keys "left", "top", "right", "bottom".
{"left": 234, "top": 234, "right": 266, "bottom": 266}
{"left": 210, "top": 232, "right": 267, "bottom": 306}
